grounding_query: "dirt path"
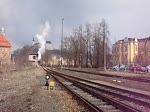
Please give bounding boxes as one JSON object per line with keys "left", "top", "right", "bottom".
{"left": 0, "top": 67, "right": 66, "bottom": 112}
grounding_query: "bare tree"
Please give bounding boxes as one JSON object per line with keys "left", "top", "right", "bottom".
{"left": 13, "top": 45, "right": 31, "bottom": 66}
{"left": 100, "top": 19, "right": 110, "bottom": 71}
{"left": 63, "top": 37, "right": 74, "bottom": 66}
{"left": 71, "top": 30, "right": 79, "bottom": 67}
{"left": 93, "top": 23, "right": 103, "bottom": 68}
{"left": 84, "top": 23, "right": 92, "bottom": 67}
{"left": 76, "top": 25, "right": 86, "bottom": 67}
{"left": 62, "top": 19, "right": 111, "bottom": 69}
{"left": 42, "top": 50, "right": 51, "bottom": 65}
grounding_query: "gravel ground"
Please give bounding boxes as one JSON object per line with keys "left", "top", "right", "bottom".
{"left": 0, "top": 67, "right": 85, "bottom": 112}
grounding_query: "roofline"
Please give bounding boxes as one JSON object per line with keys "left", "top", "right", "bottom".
{"left": 0, "top": 45, "right": 11, "bottom": 47}
{"left": 28, "top": 53, "right": 38, "bottom": 55}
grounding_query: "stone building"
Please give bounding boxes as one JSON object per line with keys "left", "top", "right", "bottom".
{"left": 45, "top": 41, "right": 52, "bottom": 50}
{"left": 112, "top": 37, "right": 138, "bottom": 65}
{"left": 0, "top": 34, "right": 11, "bottom": 65}
{"left": 138, "top": 37, "right": 150, "bottom": 66}
{"left": 28, "top": 53, "right": 38, "bottom": 66}
{"left": 146, "top": 37, "right": 150, "bottom": 65}
{"left": 113, "top": 36, "right": 150, "bottom": 66}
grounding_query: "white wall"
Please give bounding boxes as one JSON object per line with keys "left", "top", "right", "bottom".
{"left": 28, "top": 55, "right": 38, "bottom": 61}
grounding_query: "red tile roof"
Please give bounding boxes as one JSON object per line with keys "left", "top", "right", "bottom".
{"left": 0, "top": 34, "right": 11, "bottom": 47}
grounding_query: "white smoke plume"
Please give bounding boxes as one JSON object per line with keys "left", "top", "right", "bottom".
{"left": 36, "top": 21, "right": 50, "bottom": 60}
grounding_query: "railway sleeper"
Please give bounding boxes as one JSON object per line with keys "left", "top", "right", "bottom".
{"left": 98, "top": 105, "right": 115, "bottom": 109}
{"left": 98, "top": 105, "right": 122, "bottom": 112}
{"left": 44, "top": 68, "right": 146, "bottom": 112}
{"left": 70, "top": 85, "right": 122, "bottom": 112}
{"left": 92, "top": 101, "right": 107, "bottom": 105}
{"left": 77, "top": 81, "right": 150, "bottom": 110}
{"left": 106, "top": 110, "right": 122, "bottom": 112}
{"left": 88, "top": 99, "right": 103, "bottom": 103}
{"left": 44, "top": 68, "right": 124, "bottom": 112}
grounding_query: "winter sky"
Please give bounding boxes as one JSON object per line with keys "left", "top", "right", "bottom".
{"left": 0, "top": 0, "right": 150, "bottom": 51}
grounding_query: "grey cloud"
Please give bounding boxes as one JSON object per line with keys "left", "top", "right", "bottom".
{"left": 1, "top": 0, "right": 150, "bottom": 51}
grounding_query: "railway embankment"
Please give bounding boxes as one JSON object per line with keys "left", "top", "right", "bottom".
{"left": 0, "top": 67, "right": 85, "bottom": 112}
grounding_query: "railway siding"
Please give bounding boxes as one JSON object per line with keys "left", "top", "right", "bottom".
{"left": 43, "top": 67, "right": 150, "bottom": 112}
{"left": 58, "top": 68, "right": 150, "bottom": 92}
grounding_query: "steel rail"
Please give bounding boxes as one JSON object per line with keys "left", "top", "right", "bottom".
{"left": 43, "top": 67, "right": 147, "bottom": 112}
{"left": 73, "top": 81, "right": 150, "bottom": 108}
{"left": 43, "top": 67, "right": 102, "bottom": 112}
{"left": 61, "top": 68, "right": 150, "bottom": 83}
{"left": 45, "top": 67, "right": 150, "bottom": 99}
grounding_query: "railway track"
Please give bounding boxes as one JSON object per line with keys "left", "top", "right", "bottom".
{"left": 43, "top": 67, "right": 150, "bottom": 112}
{"left": 60, "top": 68, "right": 150, "bottom": 83}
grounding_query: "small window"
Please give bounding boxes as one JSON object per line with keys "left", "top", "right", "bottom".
{"left": 125, "top": 55, "right": 128, "bottom": 60}
{"left": 33, "top": 56, "right": 36, "bottom": 59}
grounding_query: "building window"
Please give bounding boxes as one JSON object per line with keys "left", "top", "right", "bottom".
{"left": 125, "top": 55, "right": 128, "bottom": 61}
{"left": 125, "top": 46, "right": 128, "bottom": 52}
{"left": 33, "top": 56, "right": 36, "bottom": 59}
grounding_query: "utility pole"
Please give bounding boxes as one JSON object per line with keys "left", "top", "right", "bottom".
{"left": 103, "top": 21, "right": 106, "bottom": 71}
{"left": 86, "top": 39, "right": 89, "bottom": 68}
{"left": 61, "top": 18, "right": 64, "bottom": 69}
{"left": 103, "top": 31, "right": 106, "bottom": 71}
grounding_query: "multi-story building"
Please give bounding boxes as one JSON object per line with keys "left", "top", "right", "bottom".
{"left": 112, "top": 37, "right": 138, "bottom": 65}
{"left": 0, "top": 34, "right": 11, "bottom": 65}
{"left": 45, "top": 41, "right": 52, "bottom": 50}
{"left": 146, "top": 37, "right": 150, "bottom": 65}
{"left": 138, "top": 38, "right": 146, "bottom": 66}
{"left": 138, "top": 37, "right": 150, "bottom": 66}
{"left": 113, "top": 36, "right": 150, "bottom": 66}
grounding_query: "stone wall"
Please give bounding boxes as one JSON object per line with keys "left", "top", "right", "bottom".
{"left": 0, "top": 47, "right": 11, "bottom": 65}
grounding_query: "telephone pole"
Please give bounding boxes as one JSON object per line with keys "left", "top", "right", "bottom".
{"left": 61, "top": 18, "right": 64, "bottom": 69}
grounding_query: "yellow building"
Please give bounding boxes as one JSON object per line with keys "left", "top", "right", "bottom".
{"left": 112, "top": 37, "right": 138, "bottom": 65}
